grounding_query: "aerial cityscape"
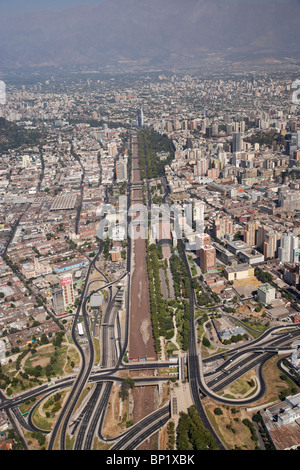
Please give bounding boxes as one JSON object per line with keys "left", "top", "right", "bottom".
{"left": 0, "top": 0, "right": 300, "bottom": 457}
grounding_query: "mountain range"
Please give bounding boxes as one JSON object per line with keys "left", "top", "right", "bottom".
{"left": 0, "top": 0, "right": 299, "bottom": 70}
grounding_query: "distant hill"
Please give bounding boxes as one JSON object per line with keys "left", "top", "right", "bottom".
{"left": 0, "top": 0, "right": 299, "bottom": 70}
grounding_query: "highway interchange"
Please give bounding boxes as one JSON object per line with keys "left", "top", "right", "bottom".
{"left": 1, "top": 131, "right": 300, "bottom": 451}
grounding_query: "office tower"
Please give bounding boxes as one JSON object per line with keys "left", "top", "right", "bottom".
{"left": 173, "top": 119, "right": 181, "bottom": 130}
{"left": 201, "top": 121, "right": 207, "bottom": 133}
{"left": 136, "top": 108, "right": 144, "bottom": 128}
{"left": 60, "top": 273, "right": 75, "bottom": 309}
{"left": 212, "top": 123, "right": 219, "bottom": 136}
{"left": 240, "top": 121, "right": 245, "bottom": 133}
{"left": 205, "top": 127, "right": 212, "bottom": 138}
{"left": 196, "top": 233, "right": 211, "bottom": 257}
{"left": 278, "top": 233, "right": 299, "bottom": 264}
{"left": 199, "top": 245, "right": 216, "bottom": 271}
{"left": 234, "top": 121, "right": 240, "bottom": 132}
{"left": 244, "top": 221, "right": 258, "bottom": 247}
{"left": 257, "top": 224, "right": 279, "bottom": 253}
{"left": 195, "top": 158, "right": 208, "bottom": 176}
{"left": 182, "top": 120, "right": 188, "bottom": 130}
{"left": 185, "top": 137, "right": 193, "bottom": 149}
{"left": 291, "top": 121, "right": 298, "bottom": 132}
{"left": 165, "top": 121, "right": 173, "bottom": 132}
{"left": 212, "top": 216, "right": 233, "bottom": 240}
{"left": 193, "top": 200, "right": 205, "bottom": 237}
{"left": 217, "top": 145, "right": 228, "bottom": 167}
{"left": 261, "top": 229, "right": 281, "bottom": 259}
{"left": 232, "top": 132, "right": 242, "bottom": 153}
{"left": 283, "top": 264, "right": 300, "bottom": 288}
{"left": 227, "top": 123, "right": 233, "bottom": 135}
{"left": 189, "top": 119, "right": 198, "bottom": 130}
{"left": 52, "top": 287, "right": 65, "bottom": 315}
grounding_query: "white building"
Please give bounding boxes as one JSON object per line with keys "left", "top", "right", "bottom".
{"left": 257, "top": 283, "right": 276, "bottom": 304}
{"left": 278, "top": 232, "right": 299, "bottom": 264}
{"left": 277, "top": 394, "right": 300, "bottom": 426}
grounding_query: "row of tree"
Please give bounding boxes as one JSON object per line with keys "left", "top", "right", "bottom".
{"left": 146, "top": 243, "right": 172, "bottom": 356}
{"left": 176, "top": 405, "right": 219, "bottom": 450}
{"left": 169, "top": 248, "right": 190, "bottom": 299}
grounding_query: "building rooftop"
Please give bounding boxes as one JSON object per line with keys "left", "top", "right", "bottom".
{"left": 225, "top": 263, "right": 250, "bottom": 273}
{"left": 258, "top": 283, "right": 275, "bottom": 293}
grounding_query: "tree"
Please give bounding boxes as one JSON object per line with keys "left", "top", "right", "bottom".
{"left": 202, "top": 337, "right": 211, "bottom": 348}
{"left": 124, "top": 377, "right": 135, "bottom": 389}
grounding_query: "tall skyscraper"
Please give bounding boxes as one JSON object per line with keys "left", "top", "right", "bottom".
{"left": 232, "top": 132, "right": 242, "bottom": 153}
{"left": 244, "top": 221, "right": 258, "bottom": 247}
{"left": 52, "top": 287, "right": 65, "bottom": 315}
{"left": 196, "top": 233, "right": 211, "bottom": 257}
{"left": 199, "top": 245, "right": 216, "bottom": 272}
{"left": 136, "top": 108, "right": 144, "bottom": 128}
{"left": 263, "top": 231, "right": 281, "bottom": 259}
{"left": 278, "top": 233, "right": 299, "bottom": 264}
{"left": 195, "top": 158, "right": 208, "bottom": 176}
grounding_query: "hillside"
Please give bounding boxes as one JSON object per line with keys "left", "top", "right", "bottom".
{"left": 0, "top": 0, "right": 299, "bottom": 70}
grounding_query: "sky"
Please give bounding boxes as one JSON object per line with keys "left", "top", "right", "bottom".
{"left": 0, "top": 0, "right": 107, "bottom": 17}
{"left": 0, "top": 0, "right": 295, "bottom": 17}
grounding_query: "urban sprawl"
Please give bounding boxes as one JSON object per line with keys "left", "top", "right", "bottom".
{"left": 0, "top": 69, "right": 300, "bottom": 451}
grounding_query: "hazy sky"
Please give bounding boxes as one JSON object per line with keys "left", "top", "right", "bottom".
{"left": 0, "top": 0, "right": 295, "bottom": 17}
{"left": 0, "top": 0, "right": 107, "bottom": 17}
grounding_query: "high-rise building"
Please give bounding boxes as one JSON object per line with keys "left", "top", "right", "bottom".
{"left": 52, "top": 287, "right": 65, "bottom": 315}
{"left": 244, "top": 221, "right": 258, "bottom": 247}
{"left": 60, "top": 273, "right": 75, "bottom": 310}
{"left": 212, "top": 216, "right": 233, "bottom": 240}
{"left": 278, "top": 233, "right": 299, "bottom": 264}
{"left": 283, "top": 263, "right": 300, "bottom": 289}
{"left": 232, "top": 132, "right": 242, "bottom": 153}
{"left": 196, "top": 233, "right": 211, "bottom": 257}
{"left": 136, "top": 108, "right": 144, "bottom": 128}
{"left": 195, "top": 158, "right": 208, "bottom": 176}
{"left": 182, "top": 120, "right": 189, "bottom": 130}
{"left": 263, "top": 231, "right": 281, "bottom": 259}
{"left": 165, "top": 121, "right": 173, "bottom": 132}
{"left": 173, "top": 119, "right": 181, "bottom": 130}
{"left": 257, "top": 225, "right": 281, "bottom": 259}
{"left": 212, "top": 123, "right": 219, "bottom": 136}
{"left": 199, "top": 245, "right": 216, "bottom": 272}
{"left": 205, "top": 127, "right": 212, "bottom": 138}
